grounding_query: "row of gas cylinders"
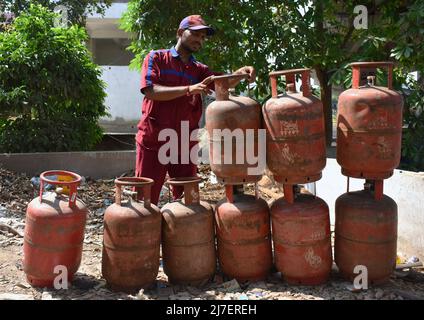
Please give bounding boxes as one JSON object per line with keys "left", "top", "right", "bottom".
{"left": 23, "top": 172, "right": 322, "bottom": 292}
{"left": 207, "top": 62, "right": 402, "bottom": 187}
{"left": 22, "top": 170, "right": 396, "bottom": 292}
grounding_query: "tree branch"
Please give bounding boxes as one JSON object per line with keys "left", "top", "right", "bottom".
{"left": 341, "top": 19, "right": 354, "bottom": 49}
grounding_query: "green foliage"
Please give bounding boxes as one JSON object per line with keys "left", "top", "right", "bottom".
{"left": 399, "top": 77, "right": 424, "bottom": 171}
{"left": 0, "top": 4, "right": 108, "bottom": 153}
{"left": 0, "top": 0, "right": 112, "bottom": 27}
{"left": 120, "top": 0, "right": 302, "bottom": 97}
{"left": 120, "top": 0, "right": 388, "bottom": 96}
{"left": 0, "top": 116, "right": 104, "bottom": 153}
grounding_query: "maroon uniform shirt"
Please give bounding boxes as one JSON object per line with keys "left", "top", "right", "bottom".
{"left": 138, "top": 46, "right": 218, "bottom": 150}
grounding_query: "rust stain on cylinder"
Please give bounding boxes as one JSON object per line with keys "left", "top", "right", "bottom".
{"left": 206, "top": 75, "right": 263, "bottom": 184}
{"left": 23, "top": 191, "right": 87, "bottom": 288}
{"left": 263, "top": 70, "right": 326, "bottom": 184}
{"left": 336, "top": 63, "right": 403, "bottom": 179}
{"left": 271, "top": 194, "right": 332, "bottom": 285}
{"left": 102, "top": 178, "right": 161, "bottom": 293}
{"left": 335, "top": 190, "right": 397, "bottom": 284}
{"left": 215, "top": 192, "right": 272, "bottom": 282}
{"left": 161, "top": 202, "right": 216, "bottom": 286}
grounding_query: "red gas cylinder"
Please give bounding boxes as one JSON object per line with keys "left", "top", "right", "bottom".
{"left": 215, "top": 185, "right": 272, "bottom": 282}
{"left": 161, "top": 177, "right": 216, "bottom": 286}
{"left": 206, "top": 74, "right": 262, "bottom": 184}
{"left": 263, "top": 69, "right": 326, "bottom": 184}
{"left": 271, "top": 186, "right": 332, "bottom": 285}
{"left": 102, "top": 177, "right": 161, "bottom": 293}
{"left": 335, "top": 181, "right": 397, "bottom": 284}
{"left": 337, "top": 62, "right": 404, "bottom": 179}
{"left": 23, "top": 170, "right": 87, "bottom": 287}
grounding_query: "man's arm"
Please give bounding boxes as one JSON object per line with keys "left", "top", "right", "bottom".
{"left": 142, "top": 76, "right": 214, "bottom": 101}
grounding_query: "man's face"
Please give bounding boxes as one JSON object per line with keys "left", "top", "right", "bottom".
{"left": 179, "top": 29, "right": 208, "bottom": 53}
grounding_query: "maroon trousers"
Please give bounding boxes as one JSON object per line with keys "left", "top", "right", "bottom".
{"left": 135, "top": 142, "right": 197, "bottom": 205}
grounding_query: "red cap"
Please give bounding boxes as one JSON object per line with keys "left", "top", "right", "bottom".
{"left": 179, "top": 15, "right": 215, "bottom": 36}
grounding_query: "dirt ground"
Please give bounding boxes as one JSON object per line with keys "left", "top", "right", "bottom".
{"left": 1, "top": 165, "right": 423, "bottom": 300}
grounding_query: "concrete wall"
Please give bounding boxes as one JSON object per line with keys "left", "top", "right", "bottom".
{"left": 0, "top": 151, "right": 135, "bottom": 179}
{"left": 309, "top": 159, "right": 424, "bottom": 260}
{"left": 99, "top": 66, "right": 143, "bottom": 133}
{"left": 92, "top": 38, "right": 134, "bottom": 66}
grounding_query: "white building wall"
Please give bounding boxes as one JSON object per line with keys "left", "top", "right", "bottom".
{"left": 86, "top": 2, "right": 143, "bottom": 132}
{"left": 100, "top": 66, "right": 142, "bottom": 121}
{"left": 99, "top": 66, "right": 143, "bottom": 132}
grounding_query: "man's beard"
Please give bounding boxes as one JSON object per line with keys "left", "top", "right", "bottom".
{"left": 181, "top": 41, "right": 198, "bottom": 54}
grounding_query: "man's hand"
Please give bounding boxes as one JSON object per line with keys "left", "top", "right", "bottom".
{"left": 188, "top": 75, "right": 214, "bottom": 95}
{"left": 229, "top": 66, "right": 256, "bottom": 87}
{"left": 236, "top": 66, "right": 256, "bottom": 83}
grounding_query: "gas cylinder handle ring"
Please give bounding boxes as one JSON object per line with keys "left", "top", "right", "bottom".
{"left": 39, "top": 170, "right": 81, "bottom": 207}
{"left": 212, "top": 73, "right": 250, "bottom": 101}
{"left": 114, "top": 177, "right": 154, "bottom": 207}
{"left": 269, "top": 68, "right": 311, "bottom": 98}
{"left": 165, "top": 176, "right": 203, "bottom": 186}
{"left": 114, "top": 177, "right": 154, "bottom": 187}
{"left": 350, "top": 61, "right": 394, "bottom": 90}
{"left": 211, "top": 74, "right": 250, "bottom": 81}
{"left": 40, "top": 170, "right": 82, "bottom": 185}
{"left": 165, "top": 176, "right": 202, "bottom": 205}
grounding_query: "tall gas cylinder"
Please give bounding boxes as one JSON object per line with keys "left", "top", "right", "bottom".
{"left": 161, "top": 177, "right": 216, "bottom": 286}
{"left": 263, "top": 69, "right": 326, "bottom": 184}
{"left": 215, "top": 185, "right": 272, "bottom": 281}
{"left": 206, "top": 74, "right": 262, "bottom": 184}
{"left": 102, "top": 177, "right": 161, "bottom": 293}
{"left": 337, "top": 62, "right": 404, "bottom": 179}
{"left": 23, "top": 170, "right": 87, "bottom": 287}
{"left": 271, "top": 185, "right": 332, "bottom": 285}
{"left": 335, "top": 181, "right": 397, "bottom": 284}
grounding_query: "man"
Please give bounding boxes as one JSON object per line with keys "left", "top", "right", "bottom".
{"left": 137, "top": 15, "right": 256, "bottom": 205}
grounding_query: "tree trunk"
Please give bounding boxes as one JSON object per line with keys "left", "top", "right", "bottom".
{"left": 315, "top": 67, "right": 333, "bottom": 146}
{"left": 313, "top": 1, "right": 333, "bottom": 146}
